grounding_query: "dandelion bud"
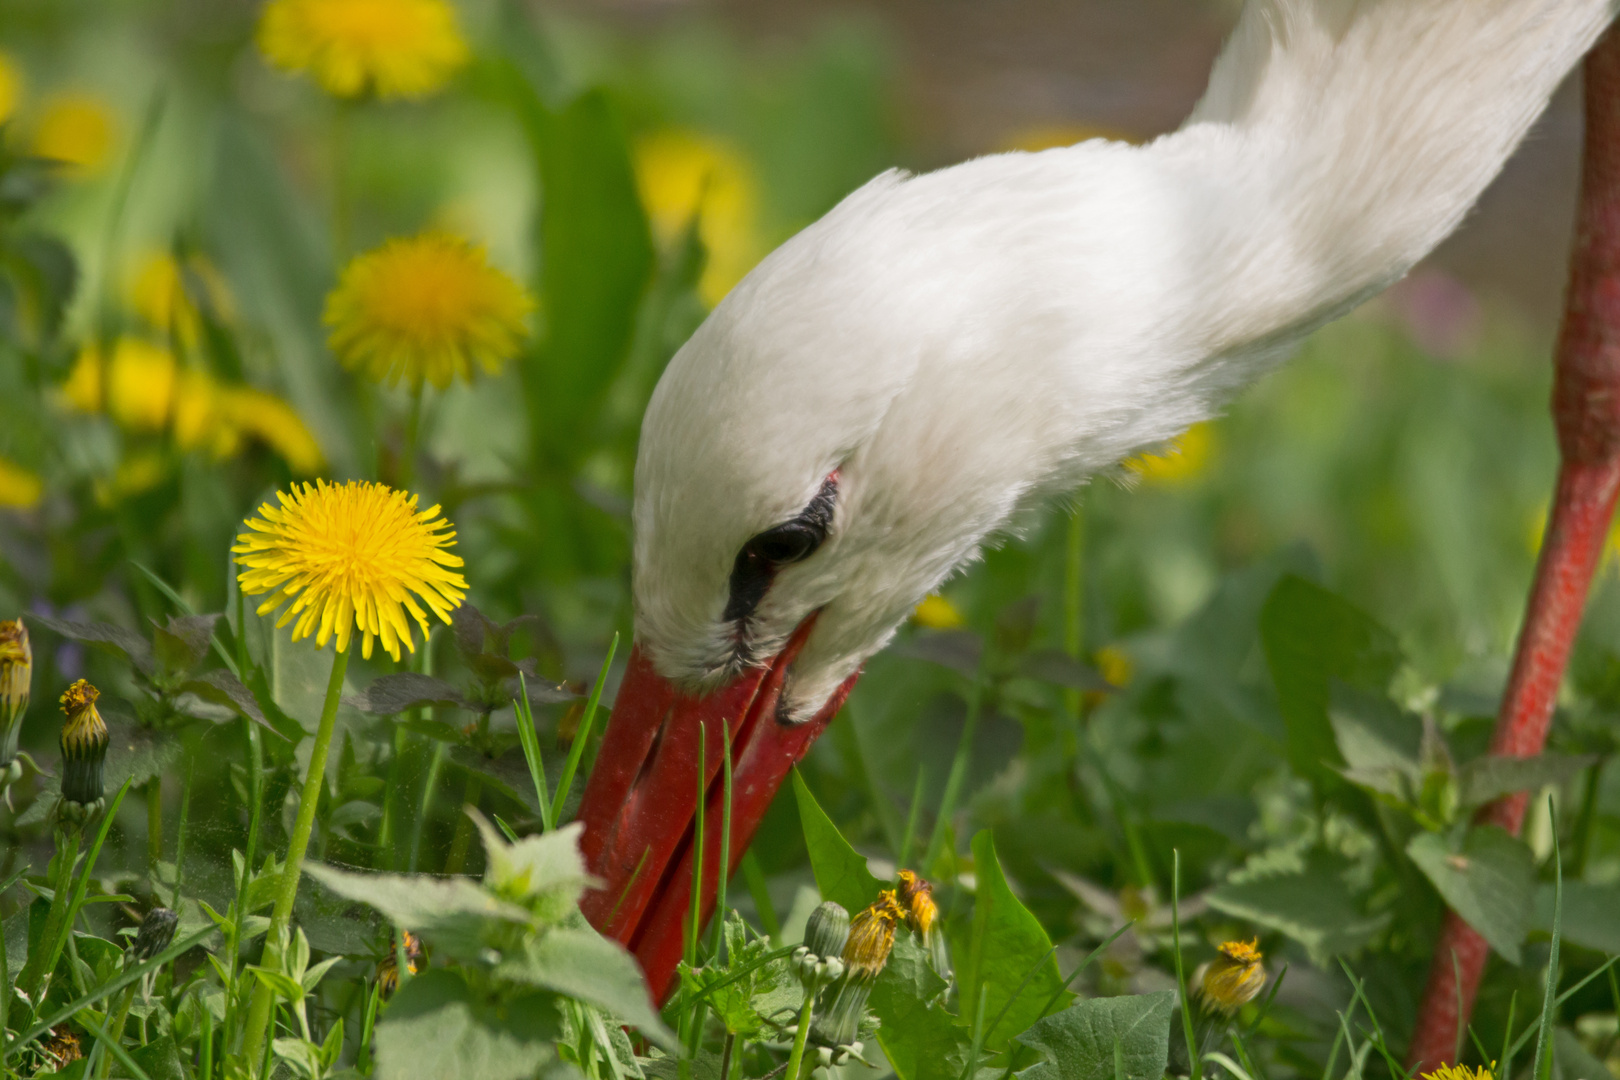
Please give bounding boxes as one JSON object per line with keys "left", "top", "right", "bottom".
{"left": 805, "top": 901, "right": 850, "bottom": 961}
{"left": 811, "top": 891, "right": 904, "bottom": 1049}
{"left": 59, "top": 679, "right": 109, "bottom": 816}
{"left": 1195, "top": 939, "right": 1266, "bottom": 1016}
{"left": 0, "top": 619, "right": 31, "bottom": 774}
{"left": 133, "top": 907, "right": 179, "bottom": 961}
{"left": 41, "top": 1026, "right": 82, "bottom": 1070}
{"left": 897, "top": 869, "right": 951, "bottom": 980}
{"left": 377, "top": 930, "right": 422, "bottom": 999}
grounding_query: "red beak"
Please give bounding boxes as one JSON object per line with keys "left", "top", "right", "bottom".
{"left": 576, "top": 613, "right": 858, "bottom": 1002}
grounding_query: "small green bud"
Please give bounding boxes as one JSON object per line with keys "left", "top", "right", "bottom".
{"left": 805, "top": 901, "right": 850, "bottom": 960}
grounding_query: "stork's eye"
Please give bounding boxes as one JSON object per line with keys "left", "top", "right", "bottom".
{"left": 723, "top": 473, "right": 838, "bottom": 624}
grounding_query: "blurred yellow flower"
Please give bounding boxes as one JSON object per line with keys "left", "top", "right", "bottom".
{"left": 234, "top": 479, "right": 467, "bottom": 660}
{"left": 1421, "top": 1065, "right": 1494, "bottom": 1080}
{"left": 258, "top": 0, "right": 469, "bottom": 100}
{"left": 636, "top": 130, "right": 760, "bottom": 307}
{"left": 130, "top": 250, "right": 233, "bottom": 346}
{"left": 225, "top": 387, "right": 325, "bottom": 474}
{"left": 0, "top": 458, "right": 42, "bottom": 510}
{"left": 1126, "top": 422, "right": 1213, "bottom": 485}
{"left": 1094, "top": 645, "right": 1133, "bottom": 689}
{"left": 0, "top": 52, "right": 22, "bottom": 125}
{"left": 96, "top": 451, "right": 168, "bottom": 504}
{"left": 326, "top": 231, "right": 532, "bottom": 389}
{"left": 101, "top": 338, "right": 179, "bottom": 431}
{"left": 32, "top": 92, "right": 116, "bottom": 175}
{"left": 912, "top": 593, "right": 965, "bottom": 629}
{"left": 61, "top": 337, "right": 322, "bottom": 472}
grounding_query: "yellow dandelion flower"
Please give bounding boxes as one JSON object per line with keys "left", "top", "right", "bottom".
{"left": 224, "top": 387, "right": 325, "bottom": 474}
{"left": 233, "top": 479, "right": 467, "bottom": 661}
{"left": 1094, "top": 645, "right": 1133, "bottom": 689}
{"left": 33, "top": 92, "right": 117, "bottom": 175}
{"left": 1126, "top": 422, "right": 1214, "bottom": 485}
{"left": 912, "top": 593, "right": 964, "bottom": 630}
{"left": 60, "top": 347, "right": 104, "bottom": 413}
{"left": 59, "top": 679, "right": 110, "bottom": 808}
{"left": 257, "top": 0, "right": 469, "bottom": 100}
{"left": 130, "top": 250, "right": 233, "bottom": 347}
{"left": 1195, "top": 938, "right": 1266, "bottom": 1016}
{"left": 843, "top": 890, "right": 905, "bottom": 978}
{"left": 635, "top": 130, "right": 760, "bottom": 306}
{"left": 1, "top": 619, "right": 31, "bottom": 763}
{"left": 0, "top": 458, "right": 42, "bottom": 510}
{"left": 92, "top": 338, "right": 178, "bottom": 432}
{"left": 1421, "top": 1064, "right": 1494, "bottom": 1080}
{"left": 0, "top": 52, "right": 22, "bottom": 125}
{"left": 325, "top": 231, "right": 532, "bottom": 390}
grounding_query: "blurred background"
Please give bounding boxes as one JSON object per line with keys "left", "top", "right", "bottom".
{"left": 2, "top": 0, "right": 1617, "bottom": 1067}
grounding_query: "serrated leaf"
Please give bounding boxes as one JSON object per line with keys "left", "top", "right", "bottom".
{"left": 1407, "top": 826, "right": 1534, "bottom": 964}
{"left": 306, "top": 863, "right": 536, "bottom": 961}
{"left": 792, "top": 770, "right": 881, "bottom": 915}
{"left": 492, "top": 926, "right": 674, "bottom": 1048}
{"left": 871, "top": 933, "right": 963, "bottom": 1080}
{"left": 1206, "top": 854, "right": 1389, "bottom": 964}
{"left": 1017, "top": 650, "right": 1114, "bottom": 692}
{"left": 1456, "top": 753, "right": 1596, "bottom": 812}
{"left": 1259, "top": 576, "right": 1401, "bottom": 788}
{"left": 180, "top": 669, "right": 271, "bottom": 729}
{"left": 376, "top": 969, "right": 562, "bottom": 1080}
{"left": 475, "top": 818, "right": 596, "bottom": 921}
{"left": 29, "top": 614, "right": 154, "bottom": 673}
{"left": 1015, "top": 991, "right": 1176, "bottom": 1080}
{"left": 894, "top": 630, "right": 983, "bottom": 675}
{"left": 151, "top": 614, "right": 220, "bottom": 676}
{"left": 1533, "top": 881, "right": 1620, "bottom": 953}
{"left": 960, "top": 831, "right": 1069, "bottom": 1051}
{"left": 346, "top": 673, "right": 470, "bottom": 715}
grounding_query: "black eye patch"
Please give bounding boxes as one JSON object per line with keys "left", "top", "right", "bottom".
{"left": 722, "top": 473, "right": 838, "bottom": 624}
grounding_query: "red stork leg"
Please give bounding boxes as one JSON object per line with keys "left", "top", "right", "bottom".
{"left": 1408, "top": 25, "right": 1620, "bottom": 1070}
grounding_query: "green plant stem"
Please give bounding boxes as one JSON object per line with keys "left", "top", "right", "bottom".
{"left": 924, "top": 677, "right": 985, "bottom": 872}
{"left": 1172, "top": 851, "right": 1200, "bottom": 1080}
{"left": 96, "top": 983, "right": 138, "bottom": 1079}
{"left": 18, "top": 829, "right": 80, "bottom": 999}
{"left": 444, "top": 771, "right": 484, "bottom": 874}
{"left": 412, "top": 740, "right": 448, "bottom": 872}
{"left": 783, "top": 995, "right": 815, "bottom": 1080}
{"left": 241, "top": 647, "right": 350, "bottom": 1072}
{"left": 145, "top": 776, "right": 162, "bottom": 878}
{"left": 1064, "top": 502, "right": 1085, "bottom": 728}
{"left": 400, "top": 383, "right": 424, "bottom": 491}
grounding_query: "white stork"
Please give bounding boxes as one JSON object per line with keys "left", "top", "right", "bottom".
{"left": 575, "top": 0, "right": 1620, "bottom": 1063}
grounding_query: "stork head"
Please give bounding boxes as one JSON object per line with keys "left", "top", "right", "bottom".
{"left": 576, "top": 148, "right": 1161, "bottom": 999}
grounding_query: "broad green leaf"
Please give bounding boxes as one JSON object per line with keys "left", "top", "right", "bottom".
{"left": 1533, "top": 881, "right": 1620, "bottom": 953}
{"left": 130, "top": 1034, "right": 186, "bottom": 1080}
{"left": 1259, "top": 576, "right": 1400, "bottom": 787}
{"left": 958, "top": 831, "right": 1069, "bottom": 1053}
{"left": 1553, "top": 1027, "right": 1616, "bottom": 1080}
{"left": 492, "top": 925, "right": 675, "bottom": 1048}
{"left": 1015, "top": 991, "right": 1176, "bottom": 1080}
{"left": 870, "top": 933, "right": 965, "bottom": 1080}
{"left": 1206, "top": 854, "right": 1389, "bottom": 964}
{"left": 792, "top": 769, "right": 881, "bottom": 915}
{"left": 1407, "top": 826, "right": 1534, "bottom": 964}
{"left": 306, "top": 863, "right": 536, "bottom": 960}
{"left": 474, "top": 818, "right": 595, "bottom": 921}
{"left": 376, "top": 970, "right": 563, "bottom": 1080}
{"left": 1457, "top": 754, "right": 1595, "bottom": 813}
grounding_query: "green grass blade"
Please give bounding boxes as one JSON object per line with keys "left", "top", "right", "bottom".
{"left": 687, "top": 722, "right": 706, "bottom": 969}
{"left": 1531, "top": 804, "right": 1561, "bottom": 1080}
{"left": 79, "top": 1010, "right": 153, "bottom": 1080}
{"left": 552, "top": 632, "right": 619, "bottom": 825}
{"left": 709, "top": 723, "right": 733, "bottom": 962}
{"left": 898, "top": 765, "right": 926, "bottom": 870}
{"left": 515, "top": 672, "right": 554, "bottom": 832}
{"left": 6, "top": 925, "right": 214, "bottom": 1058}
{"left": 925, "top": 675, "right": 984, "bottom": 873}
{"left": 1173, "top": 850, "right": 1202, "bottom": 1080}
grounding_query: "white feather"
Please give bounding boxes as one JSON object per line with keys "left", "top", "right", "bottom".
{"left": 632, "top": 0, "right": 1616, "bottom": 717}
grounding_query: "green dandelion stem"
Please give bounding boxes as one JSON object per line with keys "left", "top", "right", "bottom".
{"left": 242, "top": 646, "right": 350, "bottom": 1070}
{"left": 783, "top": 993, "right": 816, "bottom": 1080}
